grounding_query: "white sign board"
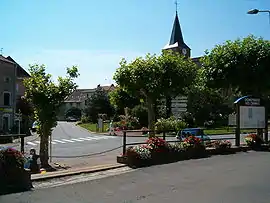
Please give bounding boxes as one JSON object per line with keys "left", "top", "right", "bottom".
{"left": 98, "top": 118, "right": 103, "bottom": 128}
{"left": 228, "top": 113, "right": 236, "bottom": 126}
{"left": 240, "top": 106, "right": 265, "bottom": 129}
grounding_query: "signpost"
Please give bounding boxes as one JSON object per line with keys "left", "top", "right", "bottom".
{"left": 234, "top": 96, "right": 268, "bottom": 146}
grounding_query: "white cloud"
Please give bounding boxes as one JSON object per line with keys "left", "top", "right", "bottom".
{"left": 11, "top": 49, "right": 144, "bottom": 88}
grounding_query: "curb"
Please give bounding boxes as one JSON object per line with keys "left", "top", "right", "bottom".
{"left": 31, "top": 163, "right": 126, "bottom": 181}
{"left": 75, "top": 124, "right": 176, "bottom": 138}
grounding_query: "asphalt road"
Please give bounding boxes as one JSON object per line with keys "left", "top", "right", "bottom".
{"left": 2, "top": 122, "right": 249, "bottom": 167}
{"left": 2, "top": 151, "right": 270, "bottom": 203}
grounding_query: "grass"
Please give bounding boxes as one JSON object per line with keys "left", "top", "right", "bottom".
{"left": 204, "top": 127, "right": 257, "bottom": 135}
{"left": 78, "top": 123, "right": 109, "bottom": 133}
{"left": 78, "top": 122, "right": 263, "bottom": 136}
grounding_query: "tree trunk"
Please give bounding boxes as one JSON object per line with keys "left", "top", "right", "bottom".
{"left": 147, "top": 97, "right": 155, "bottom": 137}
{"left": 165, "top": 96, "right": 172, "bottom": 118}
{"left": 39, "top": 126, "right": 50, "bottom": 168}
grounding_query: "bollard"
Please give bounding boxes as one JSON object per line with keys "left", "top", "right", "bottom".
{"left": 123, "top": 131, "right": 127, "bottom": 155}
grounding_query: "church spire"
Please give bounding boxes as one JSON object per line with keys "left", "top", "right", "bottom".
{"left": 169, "top": 12, "right": 185, "bottom": 46}
{"left": 163, "top": 1, "right": 191, "bottom": 57}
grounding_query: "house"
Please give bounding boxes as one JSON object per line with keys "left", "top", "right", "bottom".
{"left": 0, "top": 55, "right": 30, "bottom": 133}
{"left": 161, "top": 10, "right": 203, "bottom": 117}
{"left": 57, "top": 84, "right": 115, "bottom": 120}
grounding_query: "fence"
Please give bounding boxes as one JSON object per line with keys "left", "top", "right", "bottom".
{"left": 121, "top": 130, "right": 236, "bottom": 155}
{"left": 0, "top": 134, "right": 27, "bottom": 152}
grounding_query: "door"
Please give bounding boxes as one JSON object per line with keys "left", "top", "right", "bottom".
{"left": 2, "top": 116, "right": 9, "bottom": 132}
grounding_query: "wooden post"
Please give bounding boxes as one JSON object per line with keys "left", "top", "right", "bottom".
{"left": 163, "top": 131, "right": 166, "bottom": 140}
{"left": 20, "top": 135, "right": 24, "bottom": 153}
{"left": 123, "top": 131, "right": 127, "bottom": 155}
{"left": 235, "top": 104, "right": 240, "bottom": 146}
{"left": 265, "top": 105, "right": 268, "bottom": 142}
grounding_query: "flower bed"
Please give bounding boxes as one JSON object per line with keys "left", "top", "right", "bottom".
{"left": 0, "top": 147, "right": 32, "bottom": 195}
{"left": 244, "top": 133, "right": 265, "bottom": 150}
{"left": 119, "top": 136, "right": 209, "bottom": 168}
{"left": 209, "top": 140, "right": 233, "bottom": 155}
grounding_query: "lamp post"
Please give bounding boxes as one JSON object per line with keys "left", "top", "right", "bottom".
{"left": 247, "top": 9, "right": 270, "bottom": 24}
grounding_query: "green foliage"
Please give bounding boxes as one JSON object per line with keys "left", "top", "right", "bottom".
{"left": 80, "top": 115, "right": 89, "bottom": 123}
{"left": 201, "top": 35, "right": 270, "bottom": 96}
{"left": 114, "top": 115, "right": 140, "bottom": 130}
{"left": 23, "top": 64, "right": 79, "bottom": 167}
{"left": 187, "top": 87, "right": 234, "bottom": 126}
{"left": 113, "top": 52, "right": 198, "bottom": 131}
{"left": 109, "top": 87, "right": 140, "bottom": 114}
{"left": 130, "top": 105, "right": 148, "bottom": 127}
{"left": 155, "top": 117, "right": 187, "bottom": 132}
{"left": 16, "top": 96, "right": 33, "bottom": 116}
{"left": 65, "top": 107, "right": 81, "bottom": 119}
{"left": 84, "top": 87, "right": 114, "bottom": 123}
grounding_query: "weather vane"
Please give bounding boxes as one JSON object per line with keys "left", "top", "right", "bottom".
{"left": 175, "top": 0, "right": 179, "bottom": 13}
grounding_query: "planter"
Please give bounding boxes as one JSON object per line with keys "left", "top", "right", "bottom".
{"left": 0, "top": 167, "right": 32, "bottom": 195}
{"left": 117, "top": 156, "right": 127, "bottom": 164}
{"left": 212, "top": 147, "right": 235, "bottom": 155}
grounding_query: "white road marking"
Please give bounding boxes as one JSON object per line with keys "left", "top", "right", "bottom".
{"left": 78, "top": 137, "right": 94, "bottom": 141}
{"left": 35, "top": 141, "right": 40, "bottom": 144}
{"left": 27, "top": 142, "right": 37, "bottom": 146}
{"left": 87, "top": 136, "right": 100, "bottom": 140}
{"left": 61, "top": 139, "right": 74, "bottom": 143}
{"left": 51, "top": 141, "right": 57, "bottom": 144}
{"left": 53, "top": 139, "right": 66, "bottom": 144}
{"left": 97, "top": 136, "right": 110, "bottom": 139}
{"left": 70, "top": 138, "right": 84, "bottom": 142}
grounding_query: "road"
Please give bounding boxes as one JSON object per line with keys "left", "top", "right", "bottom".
{"left": 2, "top": 151, "right": 270, "bottom": 203}
{"left": 4, "top": 122, "right": 249, "bottom": 168}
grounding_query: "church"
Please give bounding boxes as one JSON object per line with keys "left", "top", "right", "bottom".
{"left": 161, "top": 10, "right": 202, "bottom": 117}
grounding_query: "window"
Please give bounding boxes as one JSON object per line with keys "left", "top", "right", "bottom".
{"left": 3, "top": 92, "right": 11, "bottom": 106}
{"left": 16, "top": 84, "right": 19, "bottom": 92}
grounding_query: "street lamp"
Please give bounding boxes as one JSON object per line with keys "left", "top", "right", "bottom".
{"left": 247, "top": 9, "right": 270, "bottom": 24}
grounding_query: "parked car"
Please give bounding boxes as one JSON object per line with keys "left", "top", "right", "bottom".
{"left": 66, "top": 117, "right": 78, "bottom": 122}
{"left": 32, "top": 121, "right": 38, "bottom": 132}
{"left": 176, "top": 128, "right": 211, "bottom": 142}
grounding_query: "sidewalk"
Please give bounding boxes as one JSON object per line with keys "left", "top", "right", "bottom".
{"left": 31, "top": 149, "right": 122, "bottom": 181}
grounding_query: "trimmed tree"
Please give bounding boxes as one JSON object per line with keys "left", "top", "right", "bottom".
{"left": 113, "top": 52, "right": 198, "bottom": 133}
{"left": 109, "top": 87, "right": 140, "bottom": 115}
{"left": 84, "top": 86, "right": 114, "bottom": 122}
{"left": 23, "top": 64, "right": 79, "bottom": 168}
{"left": 201, "top": 35, "right": 270, "bottom": 96}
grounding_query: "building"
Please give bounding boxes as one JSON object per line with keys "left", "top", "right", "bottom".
{"left": 0, "top": 55, "right": 30, "bottom": 133}
{"left": 57, "top": 84, "right": 115, "bottom": 120}
{"left": 161, "top": 11, "right": 202, "bottom": 117}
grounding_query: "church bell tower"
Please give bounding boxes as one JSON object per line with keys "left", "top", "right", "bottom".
{"left": 163, "top": 4, "right": 191, "bottom": 58}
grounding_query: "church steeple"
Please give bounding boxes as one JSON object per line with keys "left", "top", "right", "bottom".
{"left": 163, "top": 10, "right": 191, "bottom": 58}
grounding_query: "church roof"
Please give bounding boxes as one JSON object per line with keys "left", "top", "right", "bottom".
{"left": 164, "top": 12, "right": 190, "bottom": 50}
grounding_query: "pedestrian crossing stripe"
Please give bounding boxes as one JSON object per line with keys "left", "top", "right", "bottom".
{"left": 26, "top": 136, "right": 115, "bottom": 146}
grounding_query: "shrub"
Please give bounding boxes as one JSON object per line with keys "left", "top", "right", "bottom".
{"left": 0, "top": 147, "right": 26, "bottom": 170}
{"left": 244, "top": 133, "right": 264, "bottom": 146}
{"left": 131, "top": 105, "right": 148, "bottom": 127}
{"left": 146, "top": 137, "right": 168, "bottom": 150}
{"left": 182, "top": 135, "right": 204, "bottom": 150}
{"left": 125, "top": 145, "right": 151, "bottom": 160}
{"left": 168, "top": 143, "right": 184, "bottom": 153}
{"left": 212, "top": 140, "right": 232, "bottom": 149}
{"left": 118, "top": 115, "right": 140, "bottom": 130}
{"left": 155, "top": 117, "right": 187, "bottom": 132}
{"left": 81, "top": 115, "right": 89, "bottom": 123}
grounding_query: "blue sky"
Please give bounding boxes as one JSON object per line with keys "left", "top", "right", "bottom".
{"left": 1, "top": 0, "right": 269, "bottom": 88}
